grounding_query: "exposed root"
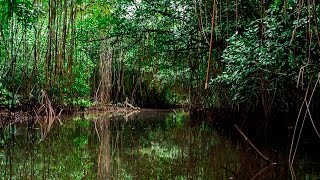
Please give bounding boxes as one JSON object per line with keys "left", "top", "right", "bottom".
{"left": 124, "top": 97, "right": 140, "bottom": 110}
{"left": 35, "top": 90, "right": 62, "bottom": 140}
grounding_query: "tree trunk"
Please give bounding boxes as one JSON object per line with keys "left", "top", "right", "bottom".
{"left": 96, "top": 37, "right": 112, "bottom": 105}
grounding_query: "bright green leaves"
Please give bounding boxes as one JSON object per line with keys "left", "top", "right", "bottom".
{"left": 0, "top": 0, "right": 43, "bottom": 26}
{"left": 15, "top": 0, "right": 38, "bottom": 24}
{"left": 213, "top": 5, "right": 317, "bottom": 110}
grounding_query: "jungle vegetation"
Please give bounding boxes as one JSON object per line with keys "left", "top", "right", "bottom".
{"left": 0, "top": 0, "right": 319, "bottom": 115}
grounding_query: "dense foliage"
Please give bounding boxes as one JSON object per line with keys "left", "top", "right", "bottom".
{"left": 0, "top": 0, "right": 319, "bottom": 114}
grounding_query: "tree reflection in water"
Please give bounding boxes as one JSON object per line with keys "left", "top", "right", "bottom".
{"left": 96, "top": 116, "right": 110, "bottom": 180}
{"left": 0, "top": 111, "right": 319, "bottom": 179}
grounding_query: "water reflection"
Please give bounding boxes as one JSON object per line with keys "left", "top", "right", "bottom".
{"left": 0, "top": 110, "right": 319, "bottom": 179}
{"left": 96, "top": 117, "right": 111, "bottom": 179}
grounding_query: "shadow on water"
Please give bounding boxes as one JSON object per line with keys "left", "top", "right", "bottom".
{"left": 0, "top": 110, "right": 320, "bottom": 179}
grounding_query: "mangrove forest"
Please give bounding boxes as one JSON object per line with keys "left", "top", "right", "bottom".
{"left": 1, "top": 0, "right": 320, "bottom": 179}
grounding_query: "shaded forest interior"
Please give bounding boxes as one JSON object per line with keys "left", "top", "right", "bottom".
{"left": 1, "top": 0, "right": 320, "bottom": 121}
{"left": 2, "top": 1, "right": 320, "bottom": 178}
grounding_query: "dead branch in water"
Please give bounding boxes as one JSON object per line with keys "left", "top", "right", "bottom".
{"left": 234, "top": 125, "right": 274, "bottom": 164}
{"left": 251, "top": 163, "right": 275, "bottom": 180}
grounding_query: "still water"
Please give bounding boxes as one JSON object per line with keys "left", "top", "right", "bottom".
{"left": 0, "top": 110, "right": 320, "bottom": 179}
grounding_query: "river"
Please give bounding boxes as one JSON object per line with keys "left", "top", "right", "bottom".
{"left": 0, "top": 110, "right": 319, "bottom": 179}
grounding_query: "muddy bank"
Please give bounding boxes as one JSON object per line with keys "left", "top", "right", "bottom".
{"left": 0, "top": 104, "right": 184, "bottom": 129}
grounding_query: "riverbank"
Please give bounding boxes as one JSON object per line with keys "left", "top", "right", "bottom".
{"left": 0, "top": 102, "right": 186, "bottom": 128}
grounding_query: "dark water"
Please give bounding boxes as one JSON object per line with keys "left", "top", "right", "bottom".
{"left": 0, "top": 110, "right": 320, "bottom": 179}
